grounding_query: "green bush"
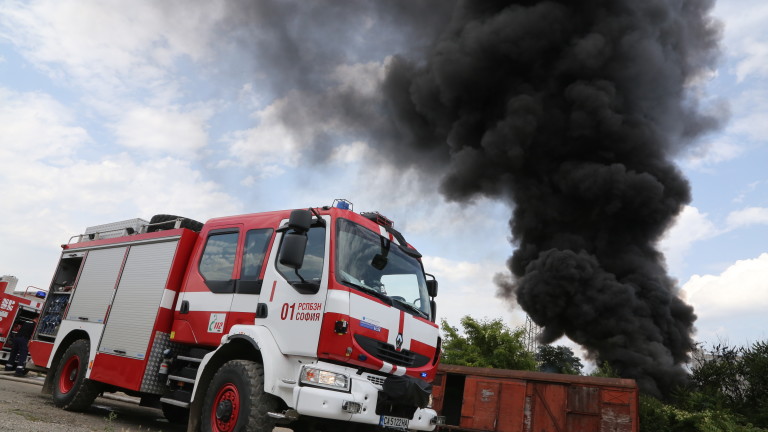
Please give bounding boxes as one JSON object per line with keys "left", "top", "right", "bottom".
{"left": 689, "top": 341, "right": 768, "bottom": 428}
{"left": 640, "top": 394, "right": 767, "bottom": 432}
{"left": 440, "top": 316, "right": 536, "bottom": 370}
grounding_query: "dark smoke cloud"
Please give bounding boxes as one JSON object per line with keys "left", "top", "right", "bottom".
{"left": 222, "top": 0, "right": 724, "bottom": 396}
{"left": 379, "top": 0, "right": 723, "bottom": 396}
{"left": 216, "top": 0, "right": 455, "bottom": 97}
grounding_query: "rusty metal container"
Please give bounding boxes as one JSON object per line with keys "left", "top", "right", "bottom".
{"left": 432, "top": 364, "right": 639, "bottom": 432}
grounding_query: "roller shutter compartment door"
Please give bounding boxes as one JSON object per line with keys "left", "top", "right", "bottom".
{"left": 99, "top": 240, "right": 178, "bottom": 359}
{"left": 66, "top": 247, "right": 128, "bottom": 323}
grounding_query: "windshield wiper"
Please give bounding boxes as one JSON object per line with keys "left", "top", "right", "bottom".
{"left": 391, "top": 297, "right": 428, "bottom": 319}
{"left": 341, "top": 279, "right": 392, "bottom": 305}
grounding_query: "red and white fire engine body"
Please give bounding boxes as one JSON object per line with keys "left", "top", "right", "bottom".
{"left": 28, "top": 203, "right": 441, "bottom": 431}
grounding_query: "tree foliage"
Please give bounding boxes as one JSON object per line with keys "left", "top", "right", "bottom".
{"left": 640, "top": 394, "right": 765, "bottom": 432}
{"left": 440, "top": 316, "right": 536, "bottom": 370}
{"left": 685, "top": 341, "right": 768, "bottom": 428}
{"left": 589, "top": 361, "right": 620, "bottom": 378}
{"left": 639, "top": 340, "right": 768, "bottom": 431}
{"left": 535, "top": 345, "right": 583, "bottom": 375}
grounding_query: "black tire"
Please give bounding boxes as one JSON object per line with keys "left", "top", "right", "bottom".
{"left": 162, "top": 402, "right": 190, "bottom": 425}
{"left": 147, "top": 214, "right": 204, "bottom": 233}
{"left": 52, "top": 339, "right": 102, "bottom": 411}
{"left": 201, "top": 360, "right": 278, "bottom": 432}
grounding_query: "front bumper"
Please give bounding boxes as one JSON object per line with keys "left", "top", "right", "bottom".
{"left": 292, "top": 363, "right": 438, "bottom": 431}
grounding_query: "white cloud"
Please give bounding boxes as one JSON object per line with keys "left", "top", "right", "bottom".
{"left": 0, "top": 88, "right": 90, "bottom": 162}
{"left": 0, "top": 87, "right": 242, "bottom": 289}
{"left": 733, "top": 181, "right": 763, "bottom": 204}
{"left": 682, "top": 253, "right": 768, "bottom": 322}
{"left": 0, "top": 153, "right": 241, "bottom": 243}
{"left": 421, "top": 256, "right": 526, "bottom": 328}
{"left": 114, "top": 105, "right": 213, "bottom": 156}
{"left": 660, "top": 203, "right": 768, "bottom": 275}
{"left": 714, "top": 1, "right": 768, "bottom": 81}
{"left": 223, "top": 98, "right": 303, "bottom": 172}
{"left": 726, "top": 207, "right": 768, "bottom": 228}
{"left": 731, "top": 110, "right": 768, "bottom": 142}
{"left": 682, "top": 136, "right": 744, "bottom": 169}
{"left": 659, "top": 206, "right": 720, "bottom": 273}
{"left": 222, "top": 58, "right": 391, "bottom": 172}
{"left": 0, "top": 0, "right": 224, "bottom": 96}
{"left": 330, "top": 141, "right": 370, "bottom": 164}
{"left": 734, "top": 40, "right": 768, "bottom": 82}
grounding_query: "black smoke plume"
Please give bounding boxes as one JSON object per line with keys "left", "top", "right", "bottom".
{"left": 380, "top": 0, "right": 722, "bottom": 396}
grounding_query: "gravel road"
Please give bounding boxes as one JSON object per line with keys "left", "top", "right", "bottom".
{"left": 0, "top": 371, "right": 291, "bottom": 432}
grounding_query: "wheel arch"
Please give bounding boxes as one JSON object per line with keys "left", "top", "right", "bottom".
{"left": 187, "top": 331, "right": 283, "bottom": 432}
{"left": 41, "top": 330, "right": 90, "bottom": 395}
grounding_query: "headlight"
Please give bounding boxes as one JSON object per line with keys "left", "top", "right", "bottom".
{"left": 300, "top": 366, "right": 351, "bottom": 392}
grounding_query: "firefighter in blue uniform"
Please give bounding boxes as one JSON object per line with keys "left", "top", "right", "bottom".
{"left": 4, "top": 317, "right": 37, "bottom": 376}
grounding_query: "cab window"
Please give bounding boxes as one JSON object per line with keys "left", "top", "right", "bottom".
{"left": 241, "top": 229, "right": 273, "bottom": 280}
{"left": 199, "top": 231, "right": 239, "bottom": 281}
{"left": 276, "top": 226, "right": 326, "bottom": 292}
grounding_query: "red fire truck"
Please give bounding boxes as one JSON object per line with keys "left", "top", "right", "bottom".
{"left": 28, "top": 201, "right": 441, "bottom": 432}
{"left": 0, "top": 276, "right": 44, "bottom": 365}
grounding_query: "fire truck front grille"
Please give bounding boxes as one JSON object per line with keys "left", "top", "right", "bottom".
{"left": 367, "top": 375, "right": 386, "bottom": 387}
{"left": 354, "top": 335, "right": 430, "bottom": 368}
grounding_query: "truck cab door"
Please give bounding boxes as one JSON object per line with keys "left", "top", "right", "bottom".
{"left": 174, "top": 225, "right": 243, "bottom": 346}
{"left": 259, "top": 216, "right": 329, "bottom": 357}
{"left": 225, "top": 227, "right": 274, "bottom": 330}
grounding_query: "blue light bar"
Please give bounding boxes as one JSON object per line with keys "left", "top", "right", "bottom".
{"left": 333, "top": 199, "right": 353, "bottom": 211}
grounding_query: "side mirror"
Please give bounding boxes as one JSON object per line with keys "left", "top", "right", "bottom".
{"left": 288, "top": 209, "right": 312, "bottom": 232}
{"left": 279, "top": 232, "right": 307, "bottom": 269}
{"left": 426, "top": 279, "right": 438, "bottom": 298}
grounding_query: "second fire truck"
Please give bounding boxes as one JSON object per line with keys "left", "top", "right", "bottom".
{"left": 0, "top": 276, "right": 44, "bottom": 366}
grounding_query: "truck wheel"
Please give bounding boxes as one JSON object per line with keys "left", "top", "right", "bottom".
{"left": 201, "top": 360, "right": 278, "bottom": 432}
{"left": 147, "top": 214, "right": 204, "bottom": 232}
{"left": 52, "top": 339, "right": 102, "bottom": 411}
{"left": 162, "top": 402, "right": 189, "bottom": 424}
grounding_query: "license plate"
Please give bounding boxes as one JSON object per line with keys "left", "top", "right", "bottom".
{"left": 379, "top": 415, "right": 409, "bottom": 430}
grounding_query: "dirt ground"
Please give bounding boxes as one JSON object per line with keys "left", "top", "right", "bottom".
{"left": 0, "top": 372, "right": 291, "bottom": 432}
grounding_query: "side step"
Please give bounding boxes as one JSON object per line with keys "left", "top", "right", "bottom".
{"left": 159, "top": 349, "right": 210, "bottom": 409}
{"left": 167, "top": 374, "right": 195, "bottom": 384}
{"left": 160, "top": 397, "right": 189, "bottom": 408}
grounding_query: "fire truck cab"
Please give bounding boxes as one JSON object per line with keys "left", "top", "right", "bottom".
{"left": 28, "top": 201, "right": 441, "bottom": 432}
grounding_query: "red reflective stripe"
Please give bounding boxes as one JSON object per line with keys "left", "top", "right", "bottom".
{"left": 269, "top": 281, "right": 277, "bottom": 302}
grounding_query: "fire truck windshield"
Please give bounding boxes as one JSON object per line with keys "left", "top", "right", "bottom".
{"left": 335, "top": 219, "right": 430, "bottom": 318}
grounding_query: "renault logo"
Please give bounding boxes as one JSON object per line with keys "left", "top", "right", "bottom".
{"left": 395, "top": 333, "right": 404, "bottom": 351}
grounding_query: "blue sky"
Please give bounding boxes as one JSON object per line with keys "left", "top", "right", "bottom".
{"left": 0, "top": 0, "right": 766, "bottom": 356}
